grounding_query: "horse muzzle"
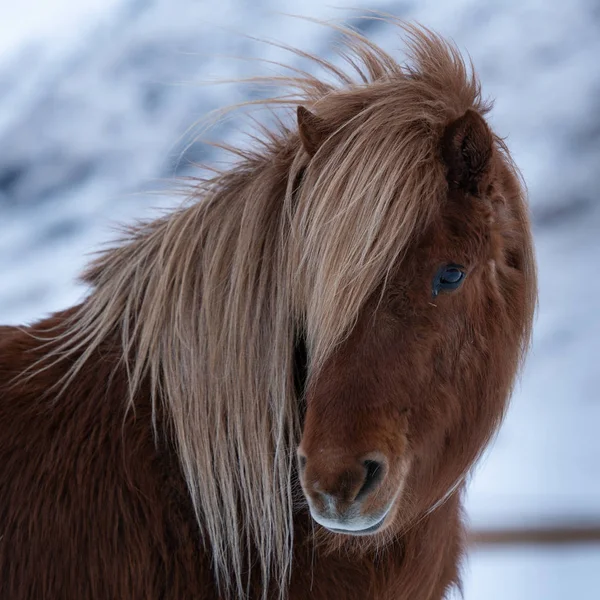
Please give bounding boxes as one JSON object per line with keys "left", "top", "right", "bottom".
{"left": 297, "top": 450, "right": 399, "bottom": 535}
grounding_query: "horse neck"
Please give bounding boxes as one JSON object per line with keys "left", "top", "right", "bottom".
{"left": 289, "top": 493, "right": 464, "bottom": 599}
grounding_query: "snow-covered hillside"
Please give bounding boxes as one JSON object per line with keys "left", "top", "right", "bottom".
{"left": 1, "top": 1, "right": 599, "bottom": 597}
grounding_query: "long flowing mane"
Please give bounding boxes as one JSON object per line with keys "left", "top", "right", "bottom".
{"left": 29, "top": 19, "right": 534, "bottom": 598}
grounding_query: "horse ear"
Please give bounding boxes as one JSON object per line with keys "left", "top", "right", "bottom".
{"left": 297, "top": 106, "right": 330, "bottom": 157}
{"left": 441, "top": 109, "right": 493, "bottom": 195}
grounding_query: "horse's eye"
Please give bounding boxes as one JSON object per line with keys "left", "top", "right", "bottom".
{"left": 432, "top": 264, "right": 466, "bottom": 297}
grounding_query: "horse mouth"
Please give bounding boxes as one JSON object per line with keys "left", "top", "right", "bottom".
{"left": 313, "top": 505, "right": 392, "bottom": 537}
{"left": 326, "top": 512, "right": 388, "bottom": 536}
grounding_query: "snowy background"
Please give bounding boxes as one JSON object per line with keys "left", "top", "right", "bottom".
{"left": 1, "top": 1, "right": 599, "bottom": 597}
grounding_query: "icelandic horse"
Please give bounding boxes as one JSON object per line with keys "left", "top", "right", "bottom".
{"left": 0, "top": 21, "right": 536, "bottom": 600}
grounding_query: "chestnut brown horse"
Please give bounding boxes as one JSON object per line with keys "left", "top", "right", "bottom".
{"left": 0, "top": 22, "right": 536, "bottom": 600}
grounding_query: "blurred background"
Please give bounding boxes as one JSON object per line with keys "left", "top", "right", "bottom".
{"left": 1, "top": 1, "right": 598, "bottom": 597}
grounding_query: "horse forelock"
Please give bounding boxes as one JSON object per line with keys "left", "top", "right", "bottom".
{"left": 37, "top": 19, "right": 527, "bottom": 599}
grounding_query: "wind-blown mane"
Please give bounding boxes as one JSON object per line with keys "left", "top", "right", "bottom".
{"left": 25, "top": 21, "right": 533, "bottom": 599}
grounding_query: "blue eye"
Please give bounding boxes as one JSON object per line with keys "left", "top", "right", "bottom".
{"left": 432, "top": 264, "right": 466, "bottom": 297}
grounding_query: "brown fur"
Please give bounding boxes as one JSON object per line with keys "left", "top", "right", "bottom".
{"left": 0, "top": 20, "right": 536, "bottom": 600}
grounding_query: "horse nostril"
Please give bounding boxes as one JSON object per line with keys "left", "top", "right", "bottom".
{"left": 355, "top": 459, "right": 385, "bottom": 502}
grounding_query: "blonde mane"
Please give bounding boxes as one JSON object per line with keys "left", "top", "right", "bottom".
{"left": 44, "top": 20, "right": 490, "bottom": 598}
